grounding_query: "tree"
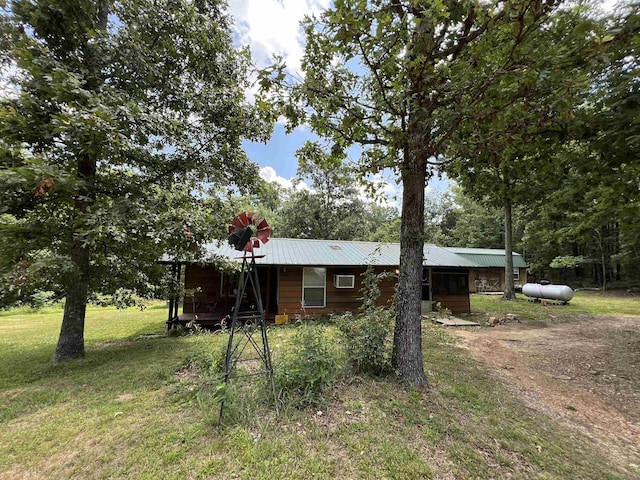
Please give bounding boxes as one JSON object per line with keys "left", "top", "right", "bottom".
{"left": 518, "top": 3, "right": 640, "bottom": 288}
{"left": 445, "top": 187, "right": 507, "bottom": 249}
{"left": 273, "top": 141, "right": 397, "bottom": 241}
{"left": 0, "top": 0, "right": 269, "bottom": 361}
{"left": 443, "top": 3, "right": 612, "bottom": 299}
{"left": 260, "top": 0, "right": 572, "bottom": 387}
{"left": 423, "top": 190, "right": 456, "bottom": 245}
{"left": 281, "top": 142, "right": 366, "bottom": 239}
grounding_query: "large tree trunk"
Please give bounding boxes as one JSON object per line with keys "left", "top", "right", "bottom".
{"left": 392, "top": 149, "right": 429, "bottom": 389}
{"left": 54, "top": 156, "right": 96, "bottom": 362}
{"left": 503, "top": 196, "right": 515, "bottom": 300}
{"left": 53, "top": 2, "right": 107, "bottom": 362}
{"left": 54, "top": 247, "right": 90, "bottom": 361}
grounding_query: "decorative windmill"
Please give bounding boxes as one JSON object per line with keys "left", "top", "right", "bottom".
{"left": 219, "top": 212, "right": 277, "bottom": 425}
{"left": 227, "top": 212, "right": 272, "bottom": 253}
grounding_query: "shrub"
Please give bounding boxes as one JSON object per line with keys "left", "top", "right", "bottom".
{"left": 335, "top": 307, "right": 394, "bottom": 375}
{"left": 90, "top": 288, "right": 150, "bottom": 310}
{"left": 274, "top": 323, "right": 342, "bottom": 407}
{"left": 30, "top": 291, "right": 57, "bottom": 309}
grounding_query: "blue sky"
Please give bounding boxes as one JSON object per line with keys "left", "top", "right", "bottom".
{"left": 228, "top": 0, "right": 620, "bottom": 202}
{"left": 228, "top": 0, "right": 451, "bottom": 202}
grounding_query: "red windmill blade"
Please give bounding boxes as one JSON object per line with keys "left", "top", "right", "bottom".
{"left": 227, "top": 212, "right": 272, "bottom": 253}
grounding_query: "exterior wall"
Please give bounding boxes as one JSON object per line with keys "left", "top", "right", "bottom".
{"left": 433, "top": 294, "right": 470, "bottom": 313}
{"left": 181, "top": 263, "right": 475, "bottom": 317}
{"left": 183, "top": 264, "right": 278, "bottom": 315}
{"left": 182, "top": 265, "right": 226, "bottom": 314}
{"left": 469, "top": 267, "right": 527, "bottom": 293}
{"left": 278, "top": 266, "right": 396, "bottom": 317}
{"left": 431, "top": 269, "right": 471, "bottom": 313}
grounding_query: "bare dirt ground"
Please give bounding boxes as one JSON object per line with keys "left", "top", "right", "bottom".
{"left": 451, "top": 314, "right": 640, "bottom": 476}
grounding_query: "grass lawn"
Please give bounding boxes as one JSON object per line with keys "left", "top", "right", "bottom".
{"left": 1, "top": 296, "right": 635, "bottom": 479}
{"left": 464, "top": 290, "right": 640, "bottom": 324}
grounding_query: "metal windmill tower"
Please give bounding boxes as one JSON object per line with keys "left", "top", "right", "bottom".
{"left": 219, "top": 212, "right": 278, "bottom": 424}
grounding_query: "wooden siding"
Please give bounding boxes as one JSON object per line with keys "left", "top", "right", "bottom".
{"left": 183, "top": 265, "right": 222, "bottom": 314}
{"left": 469, "top": 267, "right": 528, "bottom": 293}
{"left": 278, "top": 266, "right": 396, "bottom": 317}
{"left": 182, "top": 263, "right": 473, "bottom": 317}
{"left": 433, "top": 294, "right": 470, "bottom": 313}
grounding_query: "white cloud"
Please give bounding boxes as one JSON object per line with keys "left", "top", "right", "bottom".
{"left": 229, "top": 0, "right": 331, "bottom": 75}
{"left": 260, "top": 165, "right": 308, "bottom": 191}
{"left": 366, "top": 172, "right": 401, "bottom": 208}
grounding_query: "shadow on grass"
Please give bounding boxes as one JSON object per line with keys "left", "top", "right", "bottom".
{"left": 0, "top": 328, "right": 223, "bottom": 423}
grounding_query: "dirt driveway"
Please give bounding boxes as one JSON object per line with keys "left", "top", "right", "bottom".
{"left": 451, "top": 314, "right": 640, "bottom": 475}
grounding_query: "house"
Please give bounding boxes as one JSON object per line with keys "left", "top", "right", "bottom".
{"left": 163, "top": 239, "right": 526, "bottom": 327}
{"left": 446, "top": 248, "right": 528, "bottom": 293}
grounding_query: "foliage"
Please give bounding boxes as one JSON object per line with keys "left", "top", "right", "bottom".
{"left": 358, "top": 264, "right": 381, "bottom": 313}
{"left": 442, "top": 3, "right": 613, "bottom": 298}
{"left": 522, "top": 139, "right": 640, "bottom": 286}
{"left": 432, "top": 302, "right": 452, "bottom": 320}
{"left": 0, "top": 0, "right": 269, "bottom": 359}
{"left": 89, "top": 288, "right": 151, "bottom": 310}
{"left": 223, "top": 178, "right": 284, "bottom": 233}
{"left": 454, "top": 3, "right": 640, "bottom": 289}
{"left": 423, "top": 190, "right": 456, "bottom": 245}
{"left": 273, "top": 143, "right": 398, "bottom": 241}
{"left": 259, "top": 0, "right": 588, "bottom": 386}
{"left": 334, "top": 265, "right": 395, "bottom": 375}
{"left": 445, "top": 187, "right": 507, "bottom": 249}
{"left": 335, "top": 308, "right": 394, "bottom": 376}
{"left": 550, "top": 255, "right": 585, "bottom": 270}
{"left": 29, "top": 290, "right": 58, "bottom": 310}
{"left": 274, "top": 323, "right": 342, "bottom": 407}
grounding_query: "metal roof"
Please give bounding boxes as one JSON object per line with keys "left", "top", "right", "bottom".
{"left": 445, "top": 247, "right": 527, "bottom": 268}
{"left": 183, "top": 238, "right": 481, "bottom": 268}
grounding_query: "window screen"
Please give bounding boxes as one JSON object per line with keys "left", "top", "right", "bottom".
{"left": 303, "top": 267, "right": 326, "bottom": 307}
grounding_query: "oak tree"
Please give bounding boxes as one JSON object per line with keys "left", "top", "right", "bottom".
{"left": 0, "top": 0, "right": 269, "bottom": 361}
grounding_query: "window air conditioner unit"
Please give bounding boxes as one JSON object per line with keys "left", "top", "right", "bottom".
{"left": 333, "top": 274, "right": 355, "bottom": 289}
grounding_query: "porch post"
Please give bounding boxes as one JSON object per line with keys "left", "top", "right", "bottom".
{"left": 167, "top": 262, "right": 177, "bottom": 328}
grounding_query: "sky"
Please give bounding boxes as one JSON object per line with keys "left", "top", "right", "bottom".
{"left": 227, "top": 0, "right": 331, "bottom": 190}
{"left": 227, "top": 0, "right": 450, "bottom": 202}
{"left": 228, "top": 0, "right": 621, "bottom": 201}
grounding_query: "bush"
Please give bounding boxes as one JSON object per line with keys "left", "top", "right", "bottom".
{"left": 90, "top": 288, "right": 150, "bottom": 310}
{"left": 335, "top": 307, "right": 394, "bottom": 375}
{"left": 30, "top": 291, "right": 58, "bottom": 310}
{"left": 274, "top": 323, "right": 342, "bottom": 408}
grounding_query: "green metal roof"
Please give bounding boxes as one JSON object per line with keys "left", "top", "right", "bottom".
{"left": 166, "top": 239, "right": 526, "bottom": 269}
{"left": 192, "top": 238, "right": 480, "bottom": 268}
{"left": 445, "top": 247, "right": 527, "bottom": 268}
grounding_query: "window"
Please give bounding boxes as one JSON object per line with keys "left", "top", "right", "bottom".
{"left": 432, "top": 272, "right": 469, "bottom": 295}
{"left": 334, "top": 274, "right": 355, "bottom": 289}
{"left": 303, "top": 267, "right": 326, "bottom": 307}
{"left": 513, "top": 268, "right": 520, "bottom": 281}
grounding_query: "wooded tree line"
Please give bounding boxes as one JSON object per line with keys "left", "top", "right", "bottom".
{"left": 1, "top": 0, "right": 637, "bottom": 387}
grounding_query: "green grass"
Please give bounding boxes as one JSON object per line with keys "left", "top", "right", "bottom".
{"left": 0, "top": 300, "right": 633, "bottom": 479}
{"left": 464, "top": 290, "right": 640, "bottom": 323}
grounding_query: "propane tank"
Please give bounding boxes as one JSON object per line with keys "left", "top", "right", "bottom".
{"left": 522, "top": 283, "right": 574, "bottom": 303}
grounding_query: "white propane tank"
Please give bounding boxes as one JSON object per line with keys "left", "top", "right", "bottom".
{"left": 522, "top": 283, "right": 574, "bottom": 302}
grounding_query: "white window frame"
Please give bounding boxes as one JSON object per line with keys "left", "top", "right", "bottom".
{"left": 302, "top": 267, "right": 326, "bottom": 308}
{"left": 513, "top": 267, "right": 520, "bottom": 281}
{"left": 333, "top": 274, "right": 355, "bottom": 289}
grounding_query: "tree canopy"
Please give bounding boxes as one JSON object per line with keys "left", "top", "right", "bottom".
{"left": 0, "top": 0, "right": 269, "bottom": 360}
